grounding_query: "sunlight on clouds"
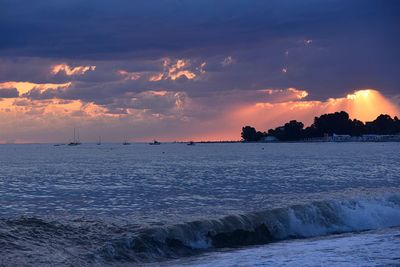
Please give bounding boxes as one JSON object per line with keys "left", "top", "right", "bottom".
{"left": 0, "top": 98, "right": 108, "bottom": 118}
{"left": 346, "top": 89, "right": 372, "bottom": 100}
{"left": 148, "top": 90, "right": 168, "bottom": 96}
{"left": 148, "top": 58, "right": 204, "bottom": 82}
{"left": 173, "top": 88, "right": 400, "bottom": 142}
{"left": 51, "top": 64, "right": 96, "bottom": 76}
{"left": 260, "top": 88, "right": 309, "bottom": 102}
{"left": 117, "top": 70, "right": 141, "bottom": 80}
{"left": 169, "top": 70, "right": 196, "bottom": 80}
{"left": 288, "top": 88, "right": 309, "bottom": 99}
{"left": 149, "top": 73, "right": 164, "bottom": 82}
{"left": 345, "top": 89, "right": 399, "bottom": 122}
{"left": 167, "top": 59, "right": 196, "bottom": 80}
{"left": 240, "top": 89, "right": 399, "bottom": 132}
{"left": 0, "top": 81, "right": 71, "bottom": 94}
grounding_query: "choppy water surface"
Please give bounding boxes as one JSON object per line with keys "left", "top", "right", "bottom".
{"left": 0, "top": 143, "right": 399, "bottom": 266}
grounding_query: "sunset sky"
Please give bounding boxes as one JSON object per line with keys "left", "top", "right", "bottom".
{"left": 0, "top": 0, "right": 399, "bottom": 143}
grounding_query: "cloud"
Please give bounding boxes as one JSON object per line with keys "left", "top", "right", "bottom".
{"left": 0, "top": 81, "right": 71, "bottom": 95}
{"left": 102, "top": 90, "right": 189, "bottom": 116}
{"left": 261, "top": 88, "right": 309, "bottom": 100}
{"left": 0, "top": 88, "right": 19, "bottom": 98}
{"left": 51, "top": 64, "right": 96, "bottom": 76}
{"left": 221, "top": 56, "right": 235, "bottom": 67}
{"left": 3, "top": 0, "right": 398, "bottom": 61}
{"left": 304, "top": 39, "right": 313, "bottom": 45}
{"left": 153, "top": 58, "right": 202, "bottom": 81}
{"left": 117, "top": 70, "right": 141, "bottom": 80}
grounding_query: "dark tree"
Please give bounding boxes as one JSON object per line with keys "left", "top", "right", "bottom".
{"left": 267, "top": 120, "right": 304, "bottom": 141}
{"left": 241, "top": 126, "right": 264, "bottom": 141}
{"left": 366, "top": 114, "right": 397, "bottom": 134}
{"left": 313, "top": 111, "right": 353, "bottom": 136}
{"left": 350, "top": 119, "right": 365, "bottom": 136}
{"left": 284, "top": 120, "right": 304, "bottom": 140}
{"left": 395, "top": 117, "right": 400, "bottom": 134}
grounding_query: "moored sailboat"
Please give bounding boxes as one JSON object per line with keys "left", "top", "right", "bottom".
{"left": 68, "top": 128, "right": 81, "bottom": 146}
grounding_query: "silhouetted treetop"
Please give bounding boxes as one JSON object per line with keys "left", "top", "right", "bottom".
{"left": 241, "top": 126, "right": 265, "bottom": 142}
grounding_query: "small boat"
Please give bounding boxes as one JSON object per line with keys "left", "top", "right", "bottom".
{"left": 68, "top": 128, "right": 81, "bottom": 146}
{"left": 149, "top": 140, "right": 161, "bottom": 145}
{"left": 53, "top": 144, "right": 65, "bottom": 147}
{"left": 187, "top": 141, "right": 195, "bottom": 146}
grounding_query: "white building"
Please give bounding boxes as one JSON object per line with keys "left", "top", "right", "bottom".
{"left": 331, "top": 134, "right": 352, "bottom": 142}
{"left": 264, "top": 136, "right": 278, "bottom": 142}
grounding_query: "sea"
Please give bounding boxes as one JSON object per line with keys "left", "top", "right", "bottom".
{"left": 0, "top": 142, "right": 399, "bottom": 266}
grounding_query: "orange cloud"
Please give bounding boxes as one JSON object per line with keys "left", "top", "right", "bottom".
{"left": 51, "top": 64, "right": 96, "bottom": 76}
{"left": 259, "top": 88, "right": 309, "bottom": 102}
{"left": 167, "top": 59, "right": 196, "bottom": 80}
{"left": 149, "top": 72, "right": 164, "bottom": 82}
{"left": 117, "top": 70, "right": 141, "bottom": 80}
{"left": 0, "top": 81, "right": 71, "bottom": 94}
{"left": 149, "top": 58, "right": 203, "bottom": 82}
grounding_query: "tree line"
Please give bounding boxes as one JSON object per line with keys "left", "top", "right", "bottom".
{"left": 241, "top": 111, "right": 400, "bottom": 142}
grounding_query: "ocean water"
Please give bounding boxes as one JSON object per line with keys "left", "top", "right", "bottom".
{"left": 0, "top": 143, "right": 399, "bottom": 266}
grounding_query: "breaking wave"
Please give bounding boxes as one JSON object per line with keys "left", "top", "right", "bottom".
{"left": 94, "top": 194, "right": 400, "bottom": 263}
{"left": 1, "top": 194, "right": 400, "bottom": 265}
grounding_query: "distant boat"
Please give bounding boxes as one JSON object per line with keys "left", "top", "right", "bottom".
{"left": 149, "top": 140, "right": 161, "bottom": 145}
{"left": 97, "top": 136, "right": 101, "bottom": 145}
{"left": 187, "top": 141, "right": 195, "bottom": 146}
{"left": 68, "top": 128, "right": 81, "bottom": 146}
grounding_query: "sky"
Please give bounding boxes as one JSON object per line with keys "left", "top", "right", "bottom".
{"left": 0, "top": 0, "right": 399, "bottom": 143}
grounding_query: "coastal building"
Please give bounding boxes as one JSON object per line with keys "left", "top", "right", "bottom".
{"left": 303, "top": 134, "right": 400, "bottom": 142}
{"left": 361, "top": 135, "right": 400, "bottom": 142}
{"left": 331, "top": 134, "right": 352, "bottom": 142}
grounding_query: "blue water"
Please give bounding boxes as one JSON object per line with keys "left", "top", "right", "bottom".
{"left": 0, "top": 143, "right": 399, "bottom": 266}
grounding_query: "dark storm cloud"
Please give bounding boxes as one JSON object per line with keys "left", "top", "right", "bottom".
{"left": 1, "top": 0, "right": 398, "bottom": 58}
{"left": 0, "top": 0, "right": 399, "bottom": 101}
{"left": 0, "top": 88, "right": 19, "bottom": 98}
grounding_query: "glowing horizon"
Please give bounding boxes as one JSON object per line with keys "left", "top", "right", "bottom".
{"left": 0, "top": 85, "right": 398, "bottom": 143}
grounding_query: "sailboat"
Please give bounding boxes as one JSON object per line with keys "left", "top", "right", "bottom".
{"left": 122, "top": 137, "right": 130, "bottom": 145}
{"left": 97, "top": 136, "right": 101, "bottom": 145}
{"left": 68, "top": 128, "right": 81, "bottom": 146}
